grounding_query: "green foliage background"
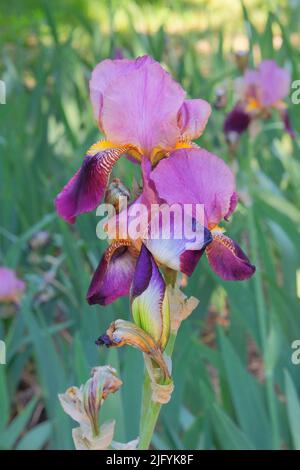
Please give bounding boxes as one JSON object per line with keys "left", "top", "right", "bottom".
{"left": 0, "top": 0, "right": 300, "bottom": 449}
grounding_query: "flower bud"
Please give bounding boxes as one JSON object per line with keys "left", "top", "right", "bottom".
{"left": 104, "top": 178, "right": 130, "bottom": 213}
{"left": 130, "top": 245, "right": 170, "bottom": 350}
{"left": 214, "top": 86, "right": 227, "bottom": 110}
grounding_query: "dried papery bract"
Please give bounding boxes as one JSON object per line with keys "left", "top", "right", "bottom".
{"left": 59, "top": 365, "right": 122, "bottom": 450}
{"left": 96, "top": 320, "right": 171, "bottom": 381}
{"left": 167, "top": 279, "right": 200, "bottom": 333}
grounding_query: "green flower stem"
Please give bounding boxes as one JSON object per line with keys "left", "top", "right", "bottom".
{"left": 138, "top": 331, "right": 177, "bottom": 450}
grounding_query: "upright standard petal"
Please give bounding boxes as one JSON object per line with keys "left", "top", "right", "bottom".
{"left": 131, "top": 245, "right": 170, "bottom": 350}
{"left": 258, "top": 60, "right": 290, "bottom": 107}
{"left": 241, "top": 60, "right": 290, "bottom": 109}
{"left": 178, "top": 99, "right": 211, "bottom": 140}
{"left": 87, "top": 240, "right": 137, "bottom": 305}
{"left": 0, "top": 267, "right": 25, "bottom": 304}
{"left": 55, "top": 141, "right": 131, "bottom": 223}
{"left": 89, "top": 55, "right": 155, "bottom": 128}
{"left": 101, "top": 61, "right": 185, "bottom": 156}
{"left": 206, "top": 233, "right": 255, "bottom": 280}
{"left": 150, "top": 148, "right": 236, "bottom": 227}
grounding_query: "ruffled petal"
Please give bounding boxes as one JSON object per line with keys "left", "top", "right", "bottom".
{"left": 206, "top": 233, "right": 255, "bottom": 280}
{"left": 101, "top": 61, "right": 185, "bottom": 156}
{"left": 89, "top": 56, "right": 155, "bottom": 127}
{"left": 178, "top": 99, "right": 211, "bottom": 140}
{"left": 87, "top": 241, "right": 137, "bottom": 305}
{"left": 150, "top": 147, "right": 236, "bottom": 227}
{"left": 240, "top": 61, "right": 290, "bottom": 109}
{"left": 55, "top": 142, "right": 131, "bottom": 223}
{"left": 131, "top": 245, "right": 170, "bottom": 349}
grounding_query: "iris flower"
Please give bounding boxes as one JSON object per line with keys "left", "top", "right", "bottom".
{"left": 224, "top": 60, "right": 294, "bottom": 138}
{"left": 55, "top": 54, "right": 255, "bottom": 337}
{"left": 0, "top": 267, "right": 25, "bottom": 304}
{"left": 55, "top": 55, "right": 211, "bottom": 224}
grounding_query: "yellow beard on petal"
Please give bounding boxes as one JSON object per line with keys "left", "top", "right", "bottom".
{"left": 87, "top": 139, "right": 142, "bottom": 161}
{"left": 245, "top": 98, "right": 262, "bottom": 113}
{"left": 210, "top": 224, "right": 226, "bottom": 234}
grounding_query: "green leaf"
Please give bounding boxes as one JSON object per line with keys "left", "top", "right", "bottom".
{"left": 284, "top": 371, "right": 300, "bottom": 450}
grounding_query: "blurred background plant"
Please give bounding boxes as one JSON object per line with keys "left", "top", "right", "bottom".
{"left": 1, "top": 0, "right": 300, "bottom": 450}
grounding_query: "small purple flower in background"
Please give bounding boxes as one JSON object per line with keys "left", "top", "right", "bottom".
{"left": 224, "top": 59, "right": 294, "bottom": 140}
{"left": 0, "top": 267, "right": 25, "bottom": 304}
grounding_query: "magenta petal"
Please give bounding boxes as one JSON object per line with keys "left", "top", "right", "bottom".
{"left": 150, "top": 148, "right": 236, "bottom": 227}
{"left": 224, "top": 192, "right": 238, "bottom": 221}
{"left": 87, "top": 243, "right": 137, "bottom": 305}
{"left": 55, "top": 147, "right": 125, "bottom": 223}
{"left": 101, "top": 61, "right": 185, "bottom": 154}
{"left": 90, "top": 55, "right": 155, "bottom": 127}
{"left": 178, "top": 99, "right": 211, "bottom": 140}
{"left": 206, "top": 233, "right": 255, "bottom": 281}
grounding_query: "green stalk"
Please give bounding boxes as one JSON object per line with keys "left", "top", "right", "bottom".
{"left": 138, "top": 331, "right": 177, "bottom": 450}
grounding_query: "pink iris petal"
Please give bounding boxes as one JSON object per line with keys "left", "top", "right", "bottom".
{"left": 280, "top": 109, "right": 295, "bottom": 139}
{"left": 206, "top": 233, "right": 255, "bottom": 280}
{"left": 243, "top": 60, "right": 290, "bottom": 107}
{"left": 101, "top": 61, "right": 185, "bottom": 155}
{"left": 55, "top": 147, "right": 126, "bottom": 224}
{"left": 150, "top": 148, "right": 236, "bottom": 227}
{"left": 178, "top": 99, "right": 212, "bottom": 140}
{"left": 90, "top": 55, "right": 155, "bottom": 127}
{"left": 87, "top": 243, "right": 137, "bottom": 306}
{"left": 131, "top": 245, "right": 169, "bottom": 348}
{"left": 0, "top": 267, "right": 25, "bottom": 303}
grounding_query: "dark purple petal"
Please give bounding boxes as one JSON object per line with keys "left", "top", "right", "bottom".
{"left": 223, "top": 105, "right": 251, "bottom": 135}
{"left": 280, "top": 109, "right": 296, "bottom": 139}
{"left": 131, "top": 244, "right": 153, "bottom": 298}
{"left": 55, "top": 145, "right": 127, "bottom": 223}
{"left": 87, "top": 242, "right": 137, "bottom": 305}
{"left": 206, "top": 233, "right": 255, "bottom": 281}
{"left": 179, "top": 226, "right": 212, "bottom": 275}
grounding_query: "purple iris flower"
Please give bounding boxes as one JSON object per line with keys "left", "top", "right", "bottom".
{"left": 224, "top": 60, "right": 293, "bottom": 138}
{"left": 55, "top": 55, "right": 211, "bottom": 223}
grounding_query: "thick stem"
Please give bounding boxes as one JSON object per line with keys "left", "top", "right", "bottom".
{"left": 138, "top": 331, "right": 177, "bottom": 450}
